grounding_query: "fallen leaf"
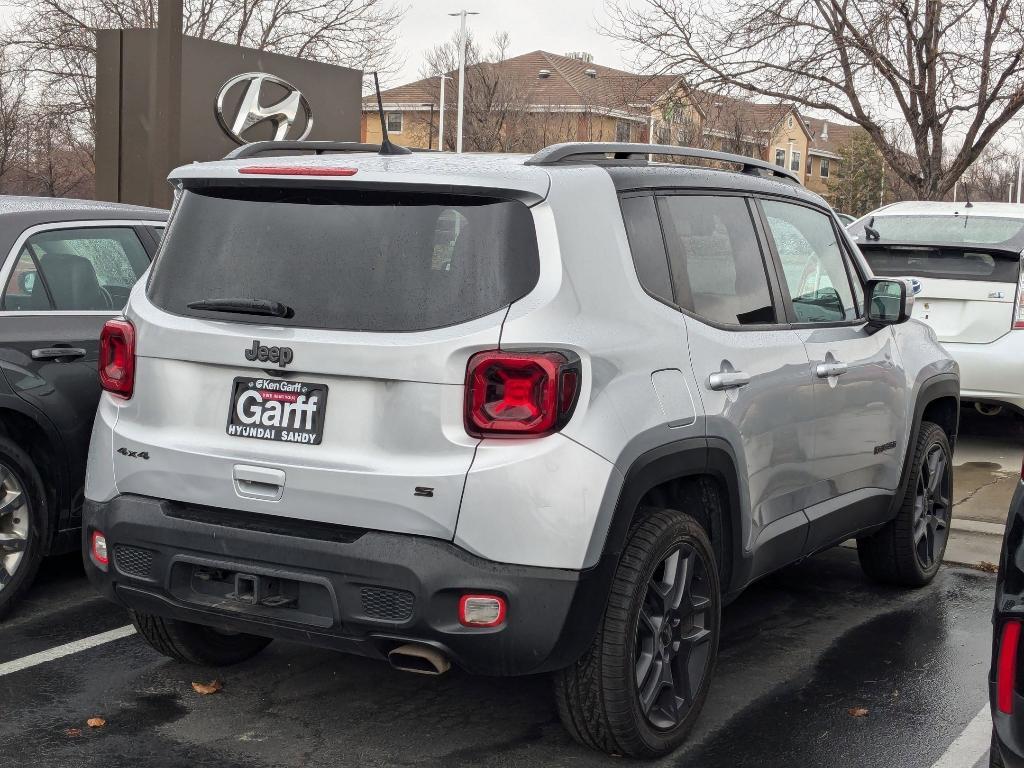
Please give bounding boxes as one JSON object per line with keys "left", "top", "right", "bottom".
{"left": 978, "top": 561, "right": 999, "bottom": 574}
{"left": 191, "top": 679, "right": 223, "bottom": 695}
{"left": 64, "top": 728, "right": 82, "bottom": 738}
{"left": 86, "top": 717, "right": 106, "bottom": 728}
{"left": 848, "top": 707, "right": 869, "bottom": 718}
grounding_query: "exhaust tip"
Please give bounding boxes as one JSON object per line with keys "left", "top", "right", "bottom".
{"left": 388, "top": 643, "right": 451, "bottom": 676}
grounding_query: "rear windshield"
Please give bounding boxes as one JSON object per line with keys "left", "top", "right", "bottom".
{"left": 852, "top": 215, "right": 1024, "bottom": 246}
{"left": 147, "top": 186, "right": 540, "bottom": 332}
{"left": 861, "top": 244, "right": 1021, "bottom": 283}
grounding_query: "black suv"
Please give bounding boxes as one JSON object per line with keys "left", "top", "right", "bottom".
{"left": 0, "top": 196, "right": 165, "bottom": 617}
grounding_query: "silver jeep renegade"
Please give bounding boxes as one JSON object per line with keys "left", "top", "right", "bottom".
{"left": 83, "top": 141, "right": 959, "bottom": 758}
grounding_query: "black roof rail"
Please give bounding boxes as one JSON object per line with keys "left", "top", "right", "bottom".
{"left": 525, "top": 142, "right": 801, "bottom": 184}
{"left": 223, "top": 140, "right": 438, "bottom": 161}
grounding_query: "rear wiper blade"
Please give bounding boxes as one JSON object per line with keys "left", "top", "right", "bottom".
{"left": 186, "top": 298, "right": 294, "bottom": 318}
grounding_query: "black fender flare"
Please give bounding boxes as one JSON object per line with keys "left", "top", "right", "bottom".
{"left": 544, "top": 437, "right": 746, "bottom": 669}
{"left": 889, "top": 373, "right": 960, "bottom": 519}
{"left": 598, "top": 438, "right": 744, "bottom": 586}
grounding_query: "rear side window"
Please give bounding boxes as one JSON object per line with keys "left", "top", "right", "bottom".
{"left": 3, "top": 226, "right": 149, "bottom": 312}
{"left": 620, "top": 195, "right": 673, "bottom": 303}
{"left": 658, "top": 195, "right": 776, "bottom": 325}
{"left": 148, "top": 187, "right": 541, "bottom": 332}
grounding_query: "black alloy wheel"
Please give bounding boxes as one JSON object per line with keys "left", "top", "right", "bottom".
{"left": 913, "top": 442, "right": 951, "bottom": 570}
{"left": 635, "top": 543, "right": 714, "bottom": 729}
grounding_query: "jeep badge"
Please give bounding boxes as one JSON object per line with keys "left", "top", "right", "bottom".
{"left": 245, "top": 340, "right": 294, "bottom": 368}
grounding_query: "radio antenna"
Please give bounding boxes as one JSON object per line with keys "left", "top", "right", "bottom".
{"left": 374, "top": 72, "right": 411, "bottom": 156}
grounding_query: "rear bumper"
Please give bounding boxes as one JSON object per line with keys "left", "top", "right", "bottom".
{"left": 83, "top": 495, "right": 609, "bottom": 676}
{"left": 945, "top": 336, "right": 1024, "bottom": 412}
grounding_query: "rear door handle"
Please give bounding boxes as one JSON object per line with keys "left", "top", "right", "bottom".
{"left": 31, "top": 347, "right": 86, "bottom": 361}
{"left": 815, "top": 362, "right": 849, "bottom": 378}
{"left": 707, "top": 371, "right": 751, "bottom": 391}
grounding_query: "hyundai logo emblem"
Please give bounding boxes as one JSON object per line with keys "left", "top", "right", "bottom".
{"left": 909, "top": 278, "right": 923, "bottom": 295}
{"left": 215, "top": 72, "right": 313, "bottom": 145}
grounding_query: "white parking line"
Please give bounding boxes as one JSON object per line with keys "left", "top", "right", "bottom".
{"left": 929, "top": 704, "right": 992, "bottom": 768}
{"left": 0, "top": 625, "right": 135, "bottom": 677}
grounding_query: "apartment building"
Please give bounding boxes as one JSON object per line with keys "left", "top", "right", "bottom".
{"left": 364, "top": 50, "right": 861, "bottom": 204}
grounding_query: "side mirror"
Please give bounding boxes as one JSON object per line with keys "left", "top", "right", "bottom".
{"left": 18, "top": 272, "right": 36, "bottom": 294}
{"left": 866, "top": 278, "right": 914, "bottom": 326}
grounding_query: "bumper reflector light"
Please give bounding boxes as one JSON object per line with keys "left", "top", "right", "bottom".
{"left": 91, "top": 531, "right": 109, "bottom": 566}
{"left": 459, "top": 594, "right": 507, "bottom": 627}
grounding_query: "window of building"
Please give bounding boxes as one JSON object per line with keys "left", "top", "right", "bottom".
{"left": 615, "top": 120, "right": 631, "bottom": 142}
{"left": 787, "top": 115, "right": 794, "bottom": 129}
{"left": 658, "top": 195, "right": 777, "bottom": 326}
{"left": 790, "top": 150, "right": 801, "bottom": 172}
{"left": 820, "top": 158, "right": 830, "bottom": 178}
{"left": 386, "top": 112, "right": 403, "bottom": 133}
{"left": 775, "top": 148, "right": 786, "bottom": 167}
{"left": 807, "top": 157, "right": 814, "bottom": 175}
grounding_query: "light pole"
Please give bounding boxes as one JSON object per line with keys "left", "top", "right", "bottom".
{"left": 1017, "top": 121, "right": 1024, "bottom": 203}
{"left": 449, "top": 10, "right": 478, "bottom": 154}
{"left": 438, "top": 74, "right": 451, "bottom": 151}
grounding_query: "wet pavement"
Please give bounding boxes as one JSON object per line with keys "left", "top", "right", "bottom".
{"left": 0, "top": 411, "right": 1018, "bottom": 767}
{"left": 0, "top": 547, "right": 999, "bottom": 767}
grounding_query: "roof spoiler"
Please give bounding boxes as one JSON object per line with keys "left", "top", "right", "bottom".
{"left": 223, "top": 141, "right": 436, "bottom": 161}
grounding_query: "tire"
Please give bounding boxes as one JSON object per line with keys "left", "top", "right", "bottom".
{"left": 991, "top": 728, "right": 1006, "bottom": 768}
{"left": 554, "top": 507, "right": 721, "bottom": 757}
{"left": 858, "top": 421, "right": 952, "bottom": 587}
{"left": 129, "top": 610, "right": 272, "bottom": 666}
{"left": 0, "top": 436, "right": 49, "bottom": 621}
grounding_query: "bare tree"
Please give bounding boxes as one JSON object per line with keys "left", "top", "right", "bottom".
{"left": 960, "top": 142, "right": 1020, "bottom": 201}
{"left": 420, "top": 32, "right": 544, "bottom": 153}
{"left": 0, "top": 52, "right": 26, "bottom": 193}
{"left": 17, "top": 105, "right": 95, "bottom": 198}
{"left": 606, "top": 0, "right": 1024, "bottom": 199}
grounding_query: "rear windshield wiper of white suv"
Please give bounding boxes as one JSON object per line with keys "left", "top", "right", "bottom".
{"left": 186, "top": 298, "right": 294, "bottom": 318}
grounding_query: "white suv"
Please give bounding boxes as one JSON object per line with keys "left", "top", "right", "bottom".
{"left": 851, "top": 200, "right": 1024, "bottom": 419}
{"left": 84, "top": 141, "right": 958, "bottom": 757}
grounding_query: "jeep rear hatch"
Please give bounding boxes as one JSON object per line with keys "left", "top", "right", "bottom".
{"left": 114, "top": 182, "right": 541, "bottom": 539}
{"left": 858, "top": 237, "right": 1023, "bottom": 344}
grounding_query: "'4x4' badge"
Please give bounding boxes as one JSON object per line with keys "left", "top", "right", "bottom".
{"left": 117, "top": 447, "right": 150, "bottom": 460}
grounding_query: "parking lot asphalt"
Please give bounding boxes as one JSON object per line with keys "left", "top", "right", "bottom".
{"left": 0, "top": 412, "right": 1018, "bottom": 768}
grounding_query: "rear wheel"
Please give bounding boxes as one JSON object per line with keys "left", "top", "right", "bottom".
{"left": 554, "top": 508, "right": 720, "bottom": 757}
{"left": 0, "top": 437, "right": 48, "bottom": 621}
{"left": 129, "top": 610, "right": 272, "bottom": 665}
{"left": 858, "top": 421, "right": 952, "bottom": 586}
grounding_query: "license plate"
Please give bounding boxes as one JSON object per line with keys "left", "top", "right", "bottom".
{"left": 226, "top": 377, "right": 328, "bottom": 445}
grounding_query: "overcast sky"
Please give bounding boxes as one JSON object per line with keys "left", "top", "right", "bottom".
{"left": 389, "top": 0, "right": 628, "bottom": 85}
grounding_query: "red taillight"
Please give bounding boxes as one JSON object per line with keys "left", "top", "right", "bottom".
{"left": 99, "top": 319, "right": 135, "bottom": 399}
{"left": 464, "top": 350, "right": 581, "bottom": 437}
{"left": 90, "top": 530, "right": 109, "bottom": 567}
{"left": 997, "top": 620, "right": 1022, "bottom": 714}
{"left": 238, "top": 166, "right": 357, "bottom": 176}
{"left": 459, "top": 594, "right": 507, "bottom": 627}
